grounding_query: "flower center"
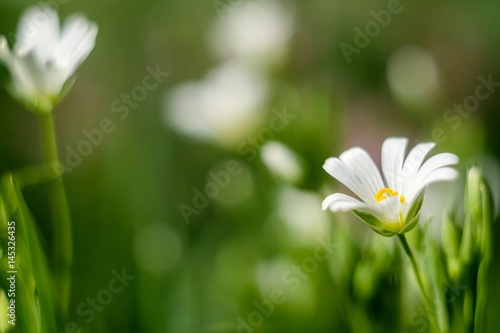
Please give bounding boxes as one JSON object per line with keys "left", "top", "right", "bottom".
{"left": 375, "top": 188, "right": 405, "bottom": 203}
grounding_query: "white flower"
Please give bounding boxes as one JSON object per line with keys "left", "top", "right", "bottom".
{"left": 0, "top": 6, "right": 97, "bottom": 113}
{"left": 277, "top": 186, "right": 329, "bottom": 246}
{"left": 387, "top": 46, "right": 440, "bottom": 111}
{"left": 261, "top": 141, "right": 303, "bottom": 184}
{"left": 322, "top": 137, "right": 459, "bottom": 236}
{"left": 209, "top": 1, "right": 293, "bottom": 65}
{"left": 164, "top": 59, "right": 267, "bottom": 146}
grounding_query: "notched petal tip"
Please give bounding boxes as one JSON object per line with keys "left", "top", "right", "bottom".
{"left": 438, "top": 152, "right": 459, "bottom": 164}
{"left": 322, "top": 157, "right": 340, "bottom": 174}
{"left": 450, "top": 154, "right": 459, "bottom": 165}
{"left": 384, "top": 136, "right": 409, "bottom": 144}
{"left": 445, "top": 167, "right": 459, "bottom": 179}
{"left": 339, "top": 146, "right": 364, "bottom": 158}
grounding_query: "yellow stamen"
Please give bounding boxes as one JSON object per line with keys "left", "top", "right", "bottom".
{"left": 400, "top": 195, "right": 405, "bottom": 204}
{"left": 375, "top": 188, "right": 399, "bottom": 202}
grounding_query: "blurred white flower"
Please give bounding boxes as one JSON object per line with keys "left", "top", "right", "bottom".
{"left": 164, "top": 59, "right": 267, "bottom": 146}
{"left": 387, "top": 46, "right": 440, "bottom": 112}
{"left": 209, "top": 0, "right": 293, "bottom": 65}
{"left": 278, "top": 186, "right": 330, "bottom": 246}
{"left": 261, "top": 141, "right": 303, "bottom": 184}
{"left": 322, "top": 137, "right": 459, "bottom": 236}
{"left": 0, "top": 6, "right": 97, "bottom": 113}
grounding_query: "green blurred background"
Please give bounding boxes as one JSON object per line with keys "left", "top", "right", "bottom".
{"left": 0, "top": 0, "right": 499, "bottom": 332}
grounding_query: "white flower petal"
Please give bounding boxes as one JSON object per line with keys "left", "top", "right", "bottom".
{"left": 408, "top": 167, "right": 458, "bottom": 201}
{"left": 374, "top": 194, "right": 401, "bottom": 223}
{"left": 323, "top": 157, "right": 372, "bottom": 202}
{"left": 400, "top": 142, "right": 435, "bottom": 196}
{"left": 415, "top": 153, "right": 459, "bottom": 183}
{"left": 322, "top": 193, "right": 372, "bottom": 212}
{"left": 401, "top": 142, "right": 435, "bottom": 178}
{"left": 1, "top": 7, "right": 97, "bottom": 109}
{"left": 15, "top": 7, "right": 60, "bottom": 61}
{"left": 405, "top": 153, "right": 458, "bottom": 203}
{"left": 381, "top": 137, "right": 408, "bottom": 191}
{"left": 339, "top": 147, "right": 384, "bottom": 203}
{"left": 56, "top": 15, "right": 97, "bottom": 77}
{"left": 12, "top": 51, "right": 43, "bottom": 97}
{"left": 423, "top": 167, "right": 459, "bottom": 184}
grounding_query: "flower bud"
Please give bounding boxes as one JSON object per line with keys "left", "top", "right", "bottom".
{"left": 465, "top": 167, "right": 482, "bottom": 216}
{"left": 441, "top": 208, "right": 460, "bottom": 279}
{"left": 459, "top": 213, "right": 476, "bottom": 270}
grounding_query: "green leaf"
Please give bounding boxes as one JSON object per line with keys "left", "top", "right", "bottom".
{"left": 0, "top": 173, "right": 57, "bottom": 332}
{"left": 422, "top": 223, "right": 450, "bottom": 333}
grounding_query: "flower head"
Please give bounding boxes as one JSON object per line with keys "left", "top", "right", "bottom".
{"left": 0, "top": 6, "right": 97, "bottom": 113}
{"left": 209, "top": 0, "right": 293, "bottom": 65}
{"left": 322, "top": 137, "right": 459, "bottom": 236}
{"left": 164, "top": 59, "right": 267, "bottom": 146}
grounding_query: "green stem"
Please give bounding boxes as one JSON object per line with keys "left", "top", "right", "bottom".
{"left": 38, "top": 113, "right": 72, "bottom": 318}
{"left": 397, "top": 234, "right": 440, "bottom": 333}
{"left": 12, "top": 165, "right": 56, "bottom": 188}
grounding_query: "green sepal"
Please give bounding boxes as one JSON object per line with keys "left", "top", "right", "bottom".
{"left": 399, "top": 212, "right": 421, "bottom": 234}
{"left": 352, "top": 210, "right": 395, "bottom": 237}
{"left": 406, "top": 191, "right": 425, "bottom": 223}
{"left": 56, "top": 74, "right": 77, "bottom": 105}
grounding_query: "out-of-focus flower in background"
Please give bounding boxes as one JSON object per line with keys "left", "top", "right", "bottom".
{"left": 322, "top": 137, "right": 459, "bottom": 235}
{"left": 0, "top": 6, "right": 97, "bottom": 113}
{"left": 277, "top": 186, "right": 330, "bottom": 246}
{"left": 387, "top": 46, "right": 441, "bottom": 115}
{"left": 164, "top": 59, "right": 268, "bottom": 146}
{"left": 208, "top": 0, "right": 294, "bottom": 66}
{"left": 261, "top": 141, "right": 303, "bottom": 184}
